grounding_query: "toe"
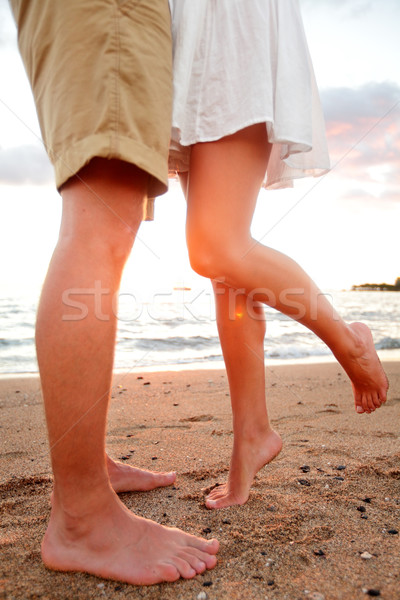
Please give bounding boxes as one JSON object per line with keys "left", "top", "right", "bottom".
{"left": 366, "top": 394, "right": 376, "bottom": 412}
{"left": 206, "top": 485, "right": 227, "bottom": 500}
{"left": 178, "top": 551, "right": 207, "bottom": 574}
{"left": 155, "top": 472, "right": 176, "bottom": 486}
{"left": 372, "top": 393, "right": 382, "bottom": 409}
{"left": 183, "top": 532, "right": 219, "bottom": 554}
{"left": 361, "top": 393, "right": 372, "bottom": 413}
{"left": 168, "top": 557, "right": 197, "bottom": 579}
{"left": 207, "top": 484, "right": 223, "bottom": 496}
{"left": 206, "top": 494, "right": 240, "bottom": 509}
{"left": 190, "top": 548, "right": 218, "bottom": 569}
{"left": 157, "top": 563, "right": 181, "bottom": 583}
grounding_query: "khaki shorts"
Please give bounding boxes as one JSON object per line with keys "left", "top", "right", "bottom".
{"left": 11, "top": 0, "right": 172, "bottom": 209}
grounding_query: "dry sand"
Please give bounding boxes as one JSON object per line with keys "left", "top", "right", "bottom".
{"left": 0, "top": 361, "right": 399, "bottom": 600}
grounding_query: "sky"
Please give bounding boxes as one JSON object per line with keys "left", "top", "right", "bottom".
{"left": 0, "top": 0, "right": 399, "bottom": 301}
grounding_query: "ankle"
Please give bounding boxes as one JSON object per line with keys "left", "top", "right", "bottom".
{"left": 52, "top": 479, "right": 116, "bottom": 521}
{"left": 232, "top": 421, "right": 273, "bottom": 442}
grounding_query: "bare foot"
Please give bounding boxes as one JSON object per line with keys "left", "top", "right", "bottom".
{"left": 341, "top": 322, "right": 389, "bottom": 414}
{"left": 205, "top": 428, "right": 282, "bottom": 509}
{"left": 42, "top": 491, "right": 219, "bottom": 585}
{"left": 106, "top": 455, "right": 176, "bottom": 493}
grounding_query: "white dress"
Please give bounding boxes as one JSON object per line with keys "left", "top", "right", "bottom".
{"left": 168, "top": 0, "right": 330, "bottom": 189}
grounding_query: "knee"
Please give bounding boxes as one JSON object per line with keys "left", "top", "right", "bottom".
{"left": 59, "top": 158, "right": 146, "bottom": 269}
{"left": 187, "top": 236, "right": 233, "bottom": 280}
{"left": 59, "top": 223, "right": 136, "bottom": 272}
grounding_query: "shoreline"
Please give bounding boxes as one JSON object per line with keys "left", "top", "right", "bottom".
{"left": 1, "top": 348, "right": 399, "bottom": 380}
{"left": 1, "top": 360, "right": 399, "bottom": 599}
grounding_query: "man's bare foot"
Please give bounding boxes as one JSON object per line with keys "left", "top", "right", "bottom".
{"left": 205, "top": 428, "right": 282, "bottom": 509}
{"left": 341, "top": 322, "right": 389, "bottom": 414}
{"left": 42, "top": 491, "right": 219, "bottom": 585}
{"left": 106, "top": 455, "right": 176, "bottom": 493}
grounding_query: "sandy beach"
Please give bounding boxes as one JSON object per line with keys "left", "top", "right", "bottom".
{"left": 0, "top": 361, "right": 399, "bottom": 600}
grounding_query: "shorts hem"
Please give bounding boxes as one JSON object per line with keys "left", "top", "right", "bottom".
{"left": 53, "top": 134, "right": 168, "bottom": 198}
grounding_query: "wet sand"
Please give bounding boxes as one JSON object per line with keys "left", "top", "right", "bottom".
{"left": 0, "top": 361, "right": 399, "bottom": 600}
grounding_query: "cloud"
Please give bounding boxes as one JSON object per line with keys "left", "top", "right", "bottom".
{"left": 0, "top": 145, "right": 53, "bottom": 185}
{"left": 321, "top": 82, "right": 400, "bottom": 123}
{"left": 300, "top": 0, "right": 400, "bottom": 20}
{"left": 0, "top": 0, "right": 17, "bottom": 48}
{"left": 321, "top": 82, "right": 400, "bottom": 185}
{"left": 300, "top": 0, "right": 375, "bottom": 19}
{"left": 340, "top": 188, "right": 399, "bottom": 206}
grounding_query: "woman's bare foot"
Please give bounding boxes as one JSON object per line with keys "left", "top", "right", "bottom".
{"left": 205, "top": 428, "right": 282, "bottom": 509}
{"left": 340, "top": 322, "right": 389, "bottom": 414}
{"left": 106, "top": 455, "right": 176, "bottom": 493}
{"left": 42, "top": 490, "right": 219, "bottom": 585}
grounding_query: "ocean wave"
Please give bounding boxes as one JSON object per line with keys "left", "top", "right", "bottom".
{"left": 0, "top": 337, "right": 33, "bottom": 347}
{"left": 124, "top": 335, "right": 220, "bottom": 351}
{"left": 375, "top": 337, "right": 400, "bottom": 350}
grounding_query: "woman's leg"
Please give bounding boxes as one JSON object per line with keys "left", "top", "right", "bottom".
{"left": 185, "top": 124, "right": 388, "bottom": 506}
{"left": 180, "top": 172, "right": 282, "bottom": 509}
{"left": 207, "top": 281, "right": 282, "bottom": 508}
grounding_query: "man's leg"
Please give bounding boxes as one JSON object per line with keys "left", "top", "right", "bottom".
{"left": 38, "top": 158, "right": 218, "bottom": 584}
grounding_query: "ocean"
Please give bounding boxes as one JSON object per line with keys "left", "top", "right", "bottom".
{"left": 0, "top": 289, "right": 399, "bottom": 375}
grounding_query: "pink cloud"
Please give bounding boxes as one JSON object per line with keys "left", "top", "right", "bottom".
{"left": 321, "top": 82, "right": 400, "bottom": 185}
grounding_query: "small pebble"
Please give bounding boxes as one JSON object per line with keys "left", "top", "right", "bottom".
{"left": 364, "top": 590, "right": 381, "bottom": 597}
{"left": 151, "top": 456, "right": 158, "bottom": 460}
{"left": 333, "top": 476, "right": 344, "bottom": 481}
{"left": 97, "top": 583, "right": 105, "bottom": 589}
{"left": 298, "top": 479, "right": 311, "bottom": 486}
{"left": 137, "top": 376, "right": 143, "bottom": 379}
{"left": 267, "top": 580, "right": 275, "bottom": 586}
{"left": 357, "top": 506, "right": 366, "bottom": 513}
{"left": 300, "top": 465, "right": 311, "bottom": 473}
{"left": 336, "top": 465, "right": 346, "bottom": 470}
{"left": 360, "top": 552, "right": 373, "bottom": 560}
{"left": 222, "top": 519, "right": 231, "bottom": 525}
{"left": 313, "top": 549, "right": 325, "bottom": 557}
{"left": 388, "top": 529, "right": 398, "bottom": 535}
{"left": 203, "top": 581, "right": 213, "bottom": 587}
{"left": 202, "top": 527, "right": 212, "bottom": 534}
{"left": 363, "top": 497, "right": 372, "bottom": 504}
{"left": 265, "top": 558, "right": 274, "bottom": 566}
{"left": 143, "top": 381, "right": 151, "bottom": 385}
{"left": 361, "top": 515, "right": 368, "bottom": 520}
{"left": 197, "top": 592, "right": 208, "bottom": 600}
{"left": 173, "top": 402, "right": 179, "bottom": 406}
